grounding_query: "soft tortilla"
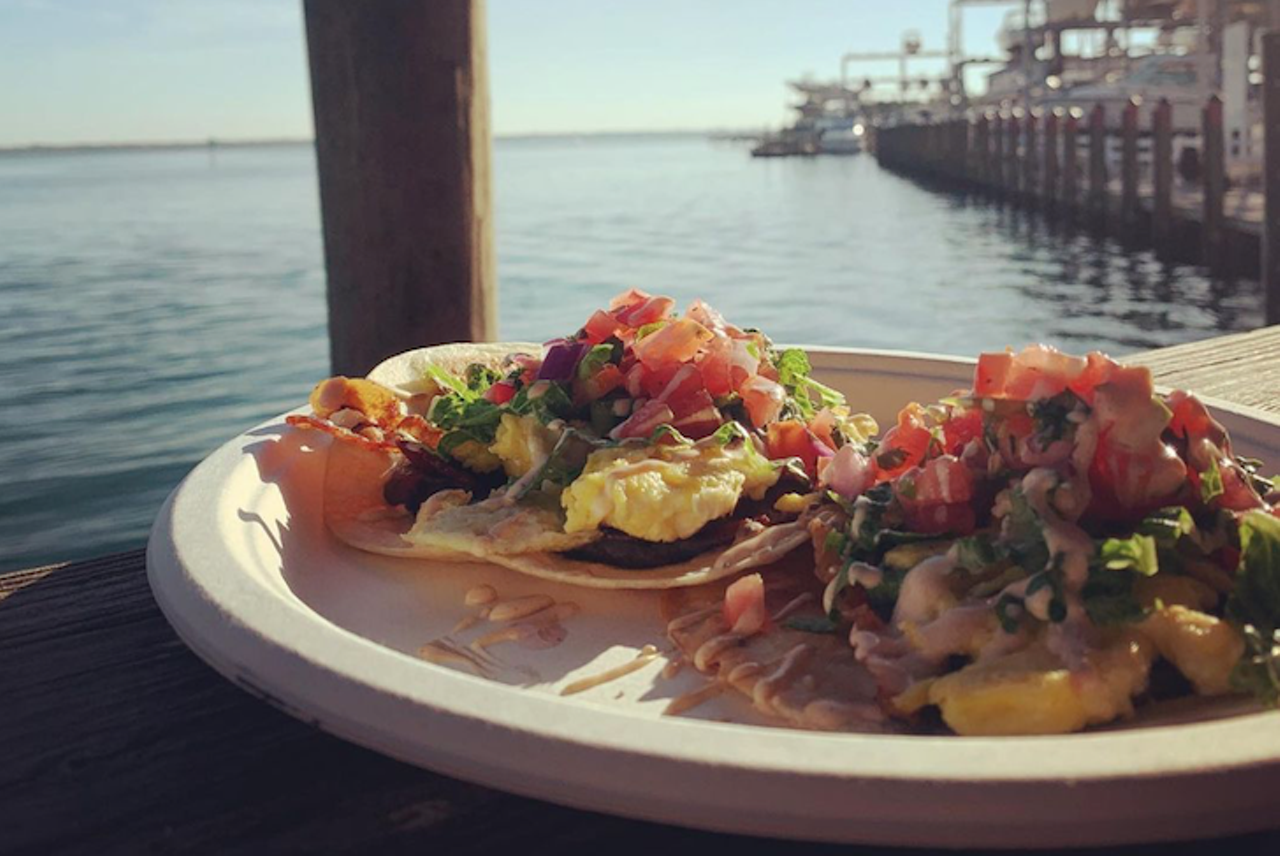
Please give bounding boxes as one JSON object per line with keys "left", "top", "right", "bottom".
{"left": 316, "top": 342, "right": 817, "bottom": 589}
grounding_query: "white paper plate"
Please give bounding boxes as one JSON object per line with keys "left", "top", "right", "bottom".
{"left": 147, "top": 348, "right": 1280, "bottom": 848}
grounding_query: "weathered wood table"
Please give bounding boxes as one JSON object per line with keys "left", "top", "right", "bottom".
{"left": 6, "top": 328, "right": 1280, "bottom": 855}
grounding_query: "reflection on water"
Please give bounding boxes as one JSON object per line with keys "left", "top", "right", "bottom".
{"left": 0, "top": 137, "right": 1262, "bottom": 571}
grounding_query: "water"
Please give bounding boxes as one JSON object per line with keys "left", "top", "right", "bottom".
{"left": 0, "top": 136, "right": 1262, "bottom": 573}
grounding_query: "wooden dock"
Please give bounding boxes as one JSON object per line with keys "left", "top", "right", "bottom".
{"left": 870, "top": 33, "right": 1280, "bottom": 329}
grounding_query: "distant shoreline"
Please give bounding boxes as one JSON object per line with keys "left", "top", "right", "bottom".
{"left": 0, "top": 129, "right": 734, "bottom": 156}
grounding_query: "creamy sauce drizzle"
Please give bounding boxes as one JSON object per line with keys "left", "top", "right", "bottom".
{"left": 771, "top": 593, "right": 814, "bottom": 624}
{"left": 465, "top": 584, "right": 498, "bottom": 606}
{"left": 560, "top": 645, "right": 660, "bottom": 696}
{"left": 662, "top": 681, "right": 729, "bottom": 716}
{"left": 489, "top": 594, "right": 555, "bottom": 623}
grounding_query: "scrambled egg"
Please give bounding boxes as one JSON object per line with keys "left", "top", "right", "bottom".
{"left": 490, "top": 414, "right": 559, "bottom": 477}
{"left": 561, "top": 441, "right": 780, "bottom": 542}
{"left": 1137, "top": 605, "right": 1244, "bottom": 696}
{"left": 919, "top": 634, "right": 1155, "bottom": 736}
{"left": 449, "top": 438, "right": 502, "bottom": 473}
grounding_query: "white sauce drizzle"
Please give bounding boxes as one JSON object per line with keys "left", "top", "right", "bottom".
{"left": 560, "top": 645, "right": 660, "bottom": 696}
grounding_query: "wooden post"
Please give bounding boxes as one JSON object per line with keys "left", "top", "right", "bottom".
{"left": 1043, "top": 111, "right": 1059, "bottom": 211}
{"left": 954, "top": 118, "right": 969, "bottom": 182}
{"left": 1152, "top": 98, "right": 1174, "bottom": 251}
{"left": 1024, "top": 112, "right": 1038, "bottom": 204}
{"left": 304, "top": 0, "right": 496, "bottom": 375}
{"left": 974, "top": 115, "right": 990, "bottom": 184}
{"left": 1088, "top": 104, "right": 1107, "bottom": 221}
{"left": 1203, "top": 95, "right": 1226, "bottom": 270}
{"left": 993, "top": 114, "right": 1006, "bottom": 195}
{"left": 1007, "top": 114, "right": 1022, "bottom": 199}
{"left": 1063, "top": 111, "right": 1079, "bottom": 214}
{"left": 1121, "top": 99, "right": 1139, "bottom": 234}
{"left": 1266, "top": 32, "right": 1280, "bottom": 324}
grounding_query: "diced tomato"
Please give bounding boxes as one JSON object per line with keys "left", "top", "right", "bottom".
{"left": 1068, "top": 351, "right": 1121, "bottom": 402}
{"left": 1087, "top": 427, "right": 1188, "bottom": 522}
{"left": 608, "top": 288, "right": 651, "bottom": 311}
{"left": 766, "top": 420, "right": 832, "bottom": 476}
{"left": 614, "top": 295, "right": 675, "bottom": 329}
{"left": 580, "top": 309, "right": 622, "bottom": 345}
{"left": 723, "top": 573, "right": 769, "bottom": 636}
{"left": 655, "top": 364, "right": 704, "bottom": 405}
{"left": 624, "top": 362, "right": 646, "bottom": 398}
{"left": 1218, "top": 462, "right": 1267, "bottom": 512}
{"left": 974, "top": 345, "right": 1091, "bottom": 401}
{"left": 875, "top": 404, "right": 935, "bottom": 479}
{"left": 635, "top": 362, "right": 678, "bottom": 399}
{"left": 741, "top": 375, "right": 785, "bottom": 427}
{"left": 973, "top": 352, "right": 1014, "bottom": 398}
{"left": 574, "top": 364, "right": 623, "bottom": 404}
{"left": 808, "top": 408, "right": 838, "bottom": 450}
{"left": 610, "top": 400, "right": 676, "bottom": 440}
{"left": 634, "top": 318, "right": 714, "bottom": 369}
{"left": 907, "top": 455, "right": 974, "bottom": 505}
{"left": 484, "top": 380, "right": 517, "bottom": 405}
{"left": 894, "top": 457, "right": 977, "bottom": 535}
{"left": 1166, "top": 390, "right": 1229, "bottom": 450}
{"left": 941, "top": 408, "right": 984, "bottom": 456}
{"left": 698, "top": 335, "right": 759, "bottom": 398}
{"left": 685, "top": 299, "right": 737, "bottom": 335}
{"left": 671, "top": 392, "right": 723, "bottom": 439}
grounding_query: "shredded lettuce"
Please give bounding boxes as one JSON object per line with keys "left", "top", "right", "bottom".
{"left": 1226, "top": 511, "right": 1280, "bottom": 705}
{"left": 1097, "top": 533, "right": 1160, "bottom": 576}
{"left": 1200, "top": 457, "right": 1225, "bottom": 504}
{"left": 774, "top": 348, "right": 844, "bottom": 420}
{"left": 507, "top": 380, "right": 573, "bottom": 425}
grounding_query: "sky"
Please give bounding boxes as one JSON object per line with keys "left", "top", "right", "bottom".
{"left": 0, "top": 0, "right": 1013, "bottom": 147}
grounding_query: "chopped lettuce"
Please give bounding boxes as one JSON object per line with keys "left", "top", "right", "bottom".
{"left": 1097, "top": 533, "right": 1160, "bottom": 576}
{"left": 1226, "top": 511, "right": 1280, "bottom": 705}
{"left": 1200, "top": 457, "right": 1225, "bottom": 504}
{"left": 774, "top": 347, "right": 844, "bottom": 420}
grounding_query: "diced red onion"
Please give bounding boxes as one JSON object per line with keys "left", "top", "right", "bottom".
{"left": 537, "top": 340, "right": 585, "bottom": 381}
{"left": 822, "top": 444, "right": 873, "bottom": 500}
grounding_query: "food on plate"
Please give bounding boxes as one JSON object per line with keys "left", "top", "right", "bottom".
{"left": 288, "top": 290, "right": 877, "bottom": 589}
{"left": 680, "top": 345, "right": 1280, "bottom": 735}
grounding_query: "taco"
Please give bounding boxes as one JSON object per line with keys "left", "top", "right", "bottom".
{"left": 288, "top": 291, "right": 878, "bottom": 589}
{"left": 676, "top": 345, "right": 1280, "bottom": 734}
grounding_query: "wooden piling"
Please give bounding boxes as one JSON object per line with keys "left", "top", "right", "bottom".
{"left": 1062, "top": 111, "right": 1079, "bottom": 215}
{"left": 1202, "top": 95, "right": 1226, "bottom": 271}
{"left": 1007, "top": 114, "right": 1022, "bottom": 200}
{"left": 1121, "top": 99, "right": 1139, "bottom": 234}
{"left": 1088, "top": 104, "right": 1107, "bottom": 221}
{"left": 304, "top": 0, "right": 496, "bottom": 375}
{"left": 1043, "top": 111, "right": 1059, "bottom": 211}
{"left": 1025, "top": 112, "right": 1039, "bottom": 203}
{"left": 993, "top": 114, "right": 1006, "bottom": 195}
{"left": 1152, "top": 98, "right": 1174, "bottom": 252}
{"left": 953, "top": 118, "right": 969, "bottom": 183}
{"left": 1266, "top": 32, "right": 1280, "bottom": 324}
{"left": 974, "top": 115, "right": 990, "bottom": 184}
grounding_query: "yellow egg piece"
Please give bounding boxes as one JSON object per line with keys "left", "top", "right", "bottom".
{"left": 561, "top": 440, "right": 780, "bottom": 543}
{"left": 489, "top": 413, "right": 558, "bottom": 477}
{"left": 927, "top": 634, "right": 1155, "bottom": 736}
{"left": 1137, "top": 605, "right": 1245, "bottom": 696}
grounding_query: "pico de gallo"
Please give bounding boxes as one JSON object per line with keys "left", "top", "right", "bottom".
{"left": 713, "top": 345, "right": 1280, "bottom": 734}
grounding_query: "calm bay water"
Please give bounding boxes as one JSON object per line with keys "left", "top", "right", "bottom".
{"left": 0, "top": 136, "right": 1263, "bottom": 572}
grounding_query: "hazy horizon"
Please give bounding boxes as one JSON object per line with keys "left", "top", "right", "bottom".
{"left": 1, "top": 0, "right": 1011, "bottom": 149}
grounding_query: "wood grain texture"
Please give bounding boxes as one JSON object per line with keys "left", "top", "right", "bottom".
{"left": 6, "top": 334, "right": 1280, "bottom": 854}
{"left": 304, "top": 0, "right": 496, "bottom": 377}
{"left": 1126, "top": 325, "right": 1280, "bottom": 415}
